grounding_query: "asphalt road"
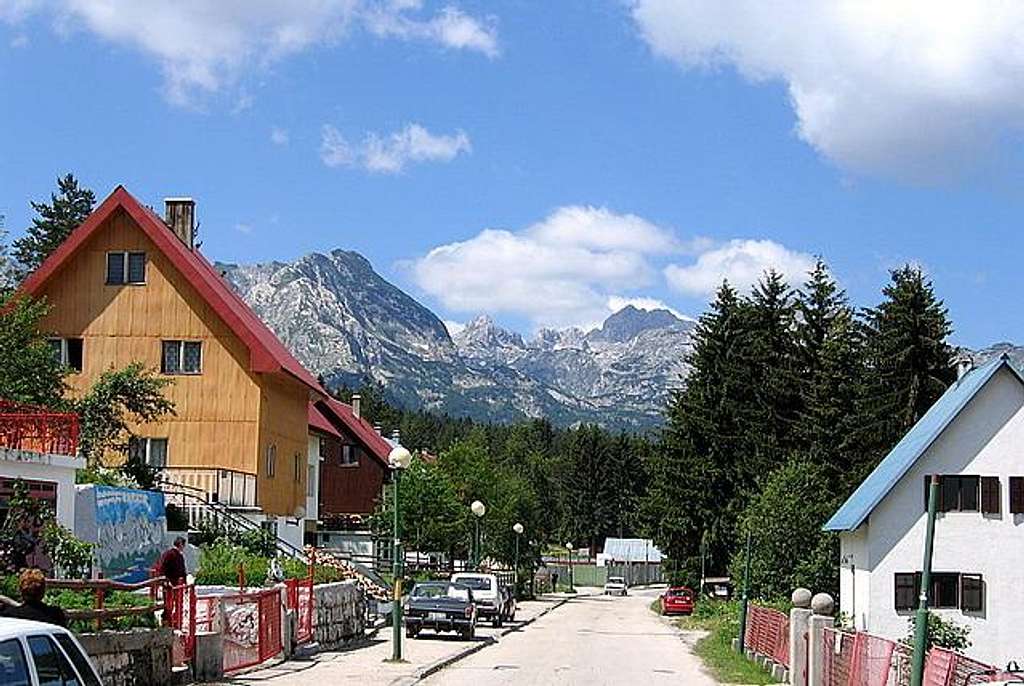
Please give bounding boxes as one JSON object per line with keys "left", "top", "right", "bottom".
{"left": 420, "top": 586, "right": 717, "bottom": 685}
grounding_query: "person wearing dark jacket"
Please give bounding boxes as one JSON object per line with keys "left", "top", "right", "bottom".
{"left": 156, "top": 536, "right": 188, "bottom": 586}
{"left": 0, "top": 568, "right": 68, "bottom": 627}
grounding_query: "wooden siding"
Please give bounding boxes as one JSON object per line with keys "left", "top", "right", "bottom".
{"left": 318, "top": 433, "right": 387, "bottom": 519}
{"left": 256, "top": 374, "right": 310, "bottom": 516}
{"left": 35, "top": 207, "right": 308, "bottom": 515}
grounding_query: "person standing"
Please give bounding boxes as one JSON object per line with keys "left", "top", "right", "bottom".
{"left": 156, "top": 536, "right": 188, "bottom": 586}
{"left": 0, "top": 569, "right": 68, "bottom": 627}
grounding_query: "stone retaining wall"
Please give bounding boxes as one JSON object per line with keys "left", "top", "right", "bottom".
{"left": 314, "top": 580, "right": 365, "bottom": 650}
{"left": 78, "top": 628, "right": 173, "bottom": 686}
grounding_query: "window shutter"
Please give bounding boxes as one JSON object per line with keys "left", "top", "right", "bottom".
{"left": 1011, "top": 477, "right": 1024, "bottom": 514}
{"left": 981, "top": 477, "right": 1000, "bottom": 515}
{"left": 940, "top": 476, "right": 960, "bottom": 512}
{"left": 961, "top": 574, "right": 983, "bottom": 612}
{"left": 924, "top": 475, "right": 931, "bottom": 512}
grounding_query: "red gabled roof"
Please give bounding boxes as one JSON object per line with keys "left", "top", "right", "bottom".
{"left": 17, "top": 185, "right": 323, "bottom": 395}
{"left": 317, "top": 398, "right": 393, "bottom": 468}
{"left": 308, "top": 403, "right": 342, "bottom": 438}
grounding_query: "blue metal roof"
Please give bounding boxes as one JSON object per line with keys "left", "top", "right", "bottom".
{"left": 824, "top": 355, "right": 1023, "bottom": 532}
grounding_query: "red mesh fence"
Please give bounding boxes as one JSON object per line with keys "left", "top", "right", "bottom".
{"left": 222, "top": 589, "right": 284, "bottom": 673}
{"left": 746, "top": 605, "right": 791, "bottom": 668}
{"left": 285, "top": 577, "right": 315, "bottom": 645}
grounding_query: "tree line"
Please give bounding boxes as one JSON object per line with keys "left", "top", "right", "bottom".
{"left": 640, "top": 262, "right": 956, "bottom": 597}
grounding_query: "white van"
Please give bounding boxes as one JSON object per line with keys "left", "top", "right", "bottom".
{"left": 450, "top": 573, "right": 504, "bottom": 627}
{"left": 0, "top": 618, "right": 103, "bottom": 686}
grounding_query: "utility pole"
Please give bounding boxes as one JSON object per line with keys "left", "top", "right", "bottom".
{"left": 910, "top": 475, "right": 941, "bottom": 686}
{"left": 736, "top": 531, "right": 752, "bottom": 654}
{"left": 699, "top": 530, "right": 707, "bottom": 596}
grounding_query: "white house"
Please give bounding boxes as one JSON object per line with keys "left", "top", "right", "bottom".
{"left": 825, "top": 355, "right": 1024, "bottom": 667}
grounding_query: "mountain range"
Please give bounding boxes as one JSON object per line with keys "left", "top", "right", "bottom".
{"left": 217, "top": 250, "right": 695, "bottom": 429}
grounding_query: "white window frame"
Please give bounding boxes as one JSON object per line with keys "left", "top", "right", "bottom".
{"left": 47, "top": 337, "right": 83, "bottom": 372}
{"left": 105, "top": 251, "right": 147, "bottom": 285}
{"left": 162, "top": 340, "right": 202, "bottom": 375}
{"left": 129, "top": 437, "right": 168, "bottom": 468}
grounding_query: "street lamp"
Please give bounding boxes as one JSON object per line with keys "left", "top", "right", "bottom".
{"left": 387, "top": 445, "right": 412, "bottom": 662}
{"left": 512, "top": 522, "right": 524, "bottom": 590}
{"left": 471, "top": 500, "right": 486, "bottom": 570}
{"left": 566, "top": 542, "right": 575, "bottom": 594}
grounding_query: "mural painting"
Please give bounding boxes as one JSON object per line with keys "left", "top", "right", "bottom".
{"left": 76, "top": 485, "right": 167, "bottom": 582}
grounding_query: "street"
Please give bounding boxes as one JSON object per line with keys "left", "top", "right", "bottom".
{"left": 420, "top": 587, "right": 716, "bottom": 686}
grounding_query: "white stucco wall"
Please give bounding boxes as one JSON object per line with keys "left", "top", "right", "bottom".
{"left": 844, "top": 365, "right": 1024, "bottom": 666}
{"left": 0, "top": 447, "right": 84, "bottom": 528}
{"left": 307, "top": 434, "right": 320, "bottom": 526}
{"left": 838, "top": 526, "right": 871, "bottom": 630}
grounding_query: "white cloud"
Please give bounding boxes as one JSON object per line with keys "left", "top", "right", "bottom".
{"left": 606, "top": 295, "right": 693, "bottom": 322}
{"left": 270, "top": 127, "right": 289, "bottom": 146}
{"left": 321, "top": 122, "right": 471, "bottom": 173}
{"left": 3, "top": 0, "right": 498, "bottom": 106}
{"left": 629, "top": 1, "right": 1024, "bottom": 181}
{"left": 664, "top": 239, "right": 815, "bottom": 297}
{"left": 411, "top": 206, "right": 678, "bottom": 329}
{"left": 234, "top": 222, "right": 253, "bottom": 234}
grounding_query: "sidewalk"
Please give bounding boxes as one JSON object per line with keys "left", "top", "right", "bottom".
{"left": 225, "top": 593, "right": 579, "bottom": 686}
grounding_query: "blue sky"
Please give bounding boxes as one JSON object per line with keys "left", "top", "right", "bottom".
{"left": 2, "top": 1, "right": 1024, "bottom": 346}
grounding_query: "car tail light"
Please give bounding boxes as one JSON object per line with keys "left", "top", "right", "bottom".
{"left": 465, "top": 606, "right": 474, "bottom": 618}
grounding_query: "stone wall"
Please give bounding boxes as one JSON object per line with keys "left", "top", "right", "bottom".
{"left": 314, "top": 580, "right": 365, "bottom": 650}
{"left": 77, "top": 628, "right": 174, "bottom": 686}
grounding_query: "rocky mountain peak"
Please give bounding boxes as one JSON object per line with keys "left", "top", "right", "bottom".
{"left": 587, "top": 305, "right": 692, "bottom": 344}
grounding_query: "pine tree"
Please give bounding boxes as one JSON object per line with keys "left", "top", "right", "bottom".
{"left": 13, "top": 174, "right": 95, "bottom": 278}
{"left": 860, "top": 265, "right": 955, "bottom": 459}
{"left": 0, "top": 218, "right": 14, "bottom": 298}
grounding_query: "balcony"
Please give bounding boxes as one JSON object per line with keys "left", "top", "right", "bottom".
{"left": 160, "top": 467, "right": 257, "bottom": 509}
{"left": 0, "top": 400, "right": 79, "bottom": 456}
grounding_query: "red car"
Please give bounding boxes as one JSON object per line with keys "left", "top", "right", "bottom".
{"left": 660, "top": 586, "right": 695, "bottom": 615}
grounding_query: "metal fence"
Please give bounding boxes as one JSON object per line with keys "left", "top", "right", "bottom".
{"left": 285, "top": 577, "right": 314, "bottom": 645}
{"left": 745, "top": 605, "right": 790, "bottom": 668}
{"left": 221, "top": 589, "right": 284, "bottom": 674}
{"left": 819, "top": 627, "right": 1002, "bottom": 686}
{"left": 0, "top": 399, "right": 79, "bottom": 455}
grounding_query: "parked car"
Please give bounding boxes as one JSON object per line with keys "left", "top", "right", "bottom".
{"left": 660, "top": 586, "right": 695, "bottom": 615}
{"left": 499, "top": 584, "right": 517, "bottom": 623}
{"left": 604, "top": 576, "right": 628, "bottom": 596}
{"left": 404, "top": 581, "right": 477, "bottom": 640}
{"left": 0, "top": 618, "right": 103, "bottom": 686}
{"left": 451, "top": 573, "right": 504, "bottom": 627}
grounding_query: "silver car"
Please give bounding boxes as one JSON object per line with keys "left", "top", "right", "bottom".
{"left": 604, "top": 576, "right": 628, "bottom": 596}
{"left": 0, "top": 618, "right": 103, "bottom": 685}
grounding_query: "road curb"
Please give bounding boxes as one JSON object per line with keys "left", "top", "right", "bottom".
{"left": 412, "top": 595, "right": 574, "bottom": 682}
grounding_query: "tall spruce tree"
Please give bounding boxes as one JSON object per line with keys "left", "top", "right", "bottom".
{"left": 0, "top": 218, "right": 14, "bottom": 298}
{"left": 644, "top": 282, "right": 751, "bottom": 579}
{"left": 861, "top": 265, "right": 955, "bottom": 459}
{"left": 794, "top": 261, "right": 867, "bottom": 487}
{"left": 13, "top": 174, "right": 95, "bottom": 278}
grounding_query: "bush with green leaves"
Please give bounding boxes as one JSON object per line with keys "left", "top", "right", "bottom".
{"left": 195, "top": 541, "right": 343, "bottom": 587}
{"left": 904, "top": 612, "right": 971, "bottom": 652}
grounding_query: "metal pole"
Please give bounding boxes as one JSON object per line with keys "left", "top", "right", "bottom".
{"left": 514, "top": 534, "right": 520, "bottom": 589}
{"left": 910, "top": 475, "right": 941, "bottom": 686}
{"left": 700, "top": 530, "right": 707, "bottom": 595}
{"left": 568, "top": 550, "right": 575, "bottom": 593}
{"left": 391, "top": 470, "right": 403, "bottom": 662}
{"left": 737, "top": 531, "right": 752, "bottom": 654}
{"left": 473, "top": 518, "right": 480, "bottom": 570}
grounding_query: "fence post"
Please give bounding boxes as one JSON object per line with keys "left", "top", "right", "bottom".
{"left": 806, "top": 593, "right": 834, "bottom": 686}
{"left": 790, "top": 588, "right": 813, "bottom": 686}
{"left": 94, "top": 572, "right": 105, "bottom": 632}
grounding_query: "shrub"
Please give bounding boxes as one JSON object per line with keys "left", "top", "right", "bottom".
{"left": 904, "top": 612, "right": 971, "bottom": 652}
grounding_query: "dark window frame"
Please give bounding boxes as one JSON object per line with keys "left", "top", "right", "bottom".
{"left": 894, "top": 572, "right": 918, "bottom": 611}
{"left": 161, "top": 340, "right": 202, "bottom": 375}
{"left": 961, "top": 574, "right": 984, "bottom": 613}
{"left": 129, "top": 437, "right": 168, "bottom": 469}
{"left": 48, "top": 337, "right": 84, "bottom": 373}
{"left": 341, "top": 444, "right": 360, "bottom": 467}
{"left": 1010, "top": 476, "right": 1024, "bottom": 514}
{"left": 105, "top": 251, "right": 146, "bottom": 285}
{"left": 925, "top": 475, "right": 984, "bottom": 513}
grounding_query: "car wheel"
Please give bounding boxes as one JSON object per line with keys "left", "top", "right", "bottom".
{"left": 493, "top": 615, "right": 502, "bottom": 628}
{"left": 406, "top": 627, "right": 418, "bottom": 639}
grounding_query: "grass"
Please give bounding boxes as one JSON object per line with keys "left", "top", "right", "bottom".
{"left": 652, "top": 598, "right": 777, "bottom": 685}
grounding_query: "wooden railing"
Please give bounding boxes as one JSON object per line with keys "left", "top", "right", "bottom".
{"left": 0, "top": 400, "right": 79, "bottom": 456}
{"left": 47, "top": 576, "right": 168, "bottom": 631}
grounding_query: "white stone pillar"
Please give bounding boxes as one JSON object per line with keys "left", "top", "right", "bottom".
{"left": 790, "top": 588, "right": 813, "bottom": 686}
{"left": 806, "top": 593, "right": 835, "bottom": 686}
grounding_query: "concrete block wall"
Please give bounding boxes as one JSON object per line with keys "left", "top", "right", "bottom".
{"left": 78, "top": 628, "right": 174, "bottom": 686}
{"left": 313, "top": 580, "right": 366, "bottom": 650}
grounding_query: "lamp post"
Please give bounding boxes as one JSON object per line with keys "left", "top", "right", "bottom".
{"left": 566, "top": 542, "right": 575, "bottom": 594}
{"left": 512, "top": 522, "right": 524, "bottom": 590}
{"left": 387, "top": 445, "right": 412, "bottom": 663}
{"left": 471, "top": 500, "right": 486, "bottom": 570}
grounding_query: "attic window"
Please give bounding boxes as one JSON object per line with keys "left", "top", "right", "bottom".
{"left": 106, "top": 252, "right": 146, "bottom": 285}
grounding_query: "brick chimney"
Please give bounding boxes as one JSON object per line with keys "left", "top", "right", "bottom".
{"left": 164, "top": 197, "right": 195, "bottom": 249}
{"left": 351, "top": 394, "right": 361, "bottom": 419}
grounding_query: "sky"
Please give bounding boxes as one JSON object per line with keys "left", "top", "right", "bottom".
{"left": 2, "top": 1, "right": 1024, "bottom": 346}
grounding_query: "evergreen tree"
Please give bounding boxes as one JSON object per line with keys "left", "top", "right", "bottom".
{"left": 643, "top": 282, "right": 751, "bottom": 580}
{"left": 13, "top": 174, "right": 95, "bottom": 278}
{"left": 794, "top": 261, "right": 867, "bottom": 487}
{"left": 860, "top": 265, "right": 955, "bottom": 458}
{"left": 560, "top": 424, "right": 617, "bottom": 552}
{"left": 0, "top": 218, "right": 15, "bottom": 298}
{"left": 0, "top": 297, "right": 68, "bottom": 407}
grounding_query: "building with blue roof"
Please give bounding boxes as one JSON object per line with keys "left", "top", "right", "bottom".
{"left": 824, "top": 355, "right": 1024, "bottom": 666}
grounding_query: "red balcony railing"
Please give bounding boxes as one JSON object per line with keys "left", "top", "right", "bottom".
{"left": 0, "top": 399, "right": 80, "bottom": 456}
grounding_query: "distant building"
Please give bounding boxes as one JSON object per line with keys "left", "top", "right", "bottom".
{"left": 826, "top": 355, "right": 1024, "bottom": 666}
{"left": 16, "top": 187, "right": 325, "bottom": 548}
{"left": 599, "top": 537, "right": 664, "bottom": 586}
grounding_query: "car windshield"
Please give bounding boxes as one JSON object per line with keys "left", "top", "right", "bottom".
{"left": 412, "top": 584, "right": 452, "bottom": 598}
{"left": 456, "top": 577, "right": 492, "bottom": 591}
{"left": 668, "top": 589, "right": 691, "bottom": 597}
{"left": 608, "top": 577, "right": 625, "bottom": 584}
